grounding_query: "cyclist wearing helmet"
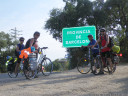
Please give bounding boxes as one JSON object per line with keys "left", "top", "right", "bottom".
{"left": 82, "top": 34, "right": 99, "bottom": 73}
{"left": 25, "top": 31, "right": 40, "bottom": 53}
{"left": 92, "top": 28, "right": 113, "bottom": 74}
{"left": 15, "top": 37, "right": 25, "bottom": 74}
{"left": 24, "top": 31, "right": 40, "bottom": 78}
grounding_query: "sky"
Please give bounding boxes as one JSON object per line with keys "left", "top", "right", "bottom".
{"left": 0, "top": 0, "right": 67, "bottom": 61}
{"left": 0, "top": 0, "right": 97, "bottom": 61}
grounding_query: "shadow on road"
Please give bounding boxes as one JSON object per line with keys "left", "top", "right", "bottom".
{"left": 15, "top": 72, "right": 95, "bottom": 88}
{"left": 0, "top": 70, "right": 98, "bottom": 87}
{"left": 43, "top": 73, "right": 94, "bottom": 84}
{"left": 0, "top": 73, "right": 28, "bottom": 85}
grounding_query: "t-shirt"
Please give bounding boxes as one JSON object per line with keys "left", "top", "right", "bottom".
{"left": 88, "top": 39, "right": 99, "bottom": 54}
{"left": 17, "top": 44, "right": 24, "bottom": 51}
{"left": 100, "top": 35, "right": 110, "bottom": 52}
{"left": 25, "top": 38, "right": 37, "bottom": 49}
{"left": 15, "top": 44, "right": 24, "bottom": 57}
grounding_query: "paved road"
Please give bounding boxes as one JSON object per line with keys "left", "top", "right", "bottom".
{"left": 0, "top": 65, "right": 128, "bottom": 96}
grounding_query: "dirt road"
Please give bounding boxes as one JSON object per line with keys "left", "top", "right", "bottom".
{"left": 0, "top": 65, "right": 128, "bottom": 96}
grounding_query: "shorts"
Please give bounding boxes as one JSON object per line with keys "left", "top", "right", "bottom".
{"left": 92, "top": 53, "right": 99, "bottom": 58}
{"left": 101, "top": 51, "right": 111, "bottom": 58}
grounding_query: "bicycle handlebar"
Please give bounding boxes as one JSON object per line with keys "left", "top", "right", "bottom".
{"left": 40, "top": 47, "right": 48, "bottom": 50}
{"left": 39, "top": 47, "right": 48, "bottom": 53}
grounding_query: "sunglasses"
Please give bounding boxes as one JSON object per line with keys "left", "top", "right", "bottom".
{"left": 100, "top": 31, "right": 105, "bottom": 32}
{"left": 20, "top": 40, "right": 24, "bottom": 41}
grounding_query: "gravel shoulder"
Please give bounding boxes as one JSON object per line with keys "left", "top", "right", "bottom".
{"left": 0, "top": 64, "right": 128, "bottom": 96}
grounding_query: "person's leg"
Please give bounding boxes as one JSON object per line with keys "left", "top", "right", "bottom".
{"left": 15, "top": 58, "right": 21, "bottom": 74}
{"left": 93, "top": 53, "right": 97, "bottom": 71}
{"left": 101, "top": 52, "right": 106, "bottom": 72}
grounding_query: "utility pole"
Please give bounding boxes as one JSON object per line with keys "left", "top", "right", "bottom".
{"left": 10, "top": 27, "right": 22, "bottom": 41}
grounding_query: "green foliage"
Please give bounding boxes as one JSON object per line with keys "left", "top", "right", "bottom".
{"left": 0, "top": 32, "right": 8, "bottom": 52}
{"left": 45, "top": 0, "right": 128, "bottom": 69}
{"left": 0, "top": 31, "right": 18, "bottom": 73}
{"left": 52, "top": 59, "right": 70, "bottom": 71}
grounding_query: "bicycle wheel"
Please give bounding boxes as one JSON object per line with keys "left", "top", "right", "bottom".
{"left": 8, "top": 71, "right": 18, "bottom": 78}
{"left": 23, "top": 59, "right": 35, "bottom": 79}
{"left": 41, "top": 58, "right": 53, "bottom": 76}
{"left": 112, "top": 63, "right": 116, "bottom": 73}
{"left": 111, "top": 55, "right": 117, "bottom": 73}
{"left": 103, "top": 60, "right": 116, "bottom": 74}
{"left": 92, "top": 56, "right": 102, "bottom": 75}
{"left": 77, "top": 56, "right": 91, "bottom": 74}
{"left": 8, "top": 63, "right": 18, "bottom": 78}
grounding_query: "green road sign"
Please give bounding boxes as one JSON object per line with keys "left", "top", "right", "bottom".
{"left": 62, "top": 26, "right": 96, "bottom": 48}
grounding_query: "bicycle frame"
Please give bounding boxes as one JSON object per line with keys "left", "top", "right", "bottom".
{"left": 37, "top": 50, "right": 46, "bottom": 66}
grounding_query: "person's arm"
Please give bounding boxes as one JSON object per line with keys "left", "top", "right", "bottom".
{"left": 104, "top": 35, "right": 109, "bottom": 48}
{"left": 82, "top": 42, "right": 91, "bottom": 48}
{"left": 34, "top": 45, "right": 39, "bottom": 53}
{"left": 92, "top": 38, "right": 100, "bottom": 48}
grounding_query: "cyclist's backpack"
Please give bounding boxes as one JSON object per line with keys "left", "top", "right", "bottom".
{"left": 108, "top": 37, "right": 114, "bottom": 48}
{"left": 101, "top": 35, "right": 114, "bottom": 48}
{"left": 25, "top": 39, "right": 36, "bottom": 49}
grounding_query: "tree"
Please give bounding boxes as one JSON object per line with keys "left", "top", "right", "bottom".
{"left": 0, "top": 31, "right": 18, "bottom": 73}
{"left": 0, "top": 32, "right": 8, "bottom": 52}
{"left": 45, "top": 0, "right": 128, "bottom": 69}
{"left": 104, "top": 0, "right": 128, "bottom": 57}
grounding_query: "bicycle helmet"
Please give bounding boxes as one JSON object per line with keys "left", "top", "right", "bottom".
{"left": 34, "top": 31, "right": 40, "bottom": 36}
{"left": 100, "top": 28, "right": 106, "bottom": 32}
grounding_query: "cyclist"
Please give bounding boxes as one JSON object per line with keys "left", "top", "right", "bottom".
{"left": 82, "top": 34, "right": 99, "bottom": 73}
{"left": 15, "top": 37, "right": 25, "bottom": 74}
{"left": 25, "top": 31, "right": 40, "bottom": 54}
{"left": 25, "top": 31, "right": 40, "bottom": 78}
{"left": 92, "top": 28, "right": 113, "bottom": 74}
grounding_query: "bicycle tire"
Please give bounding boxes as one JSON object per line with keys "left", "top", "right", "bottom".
{"left": 8, "top": 71, "right": 18, "bottom": 78}
{"left": 103, "top": 61, "right": 116, "bottom": 74}
{"left": 8, "top": 63, "right": 18, "bottom": 78}
{"left": 77, "top": 56, "right": 91, "bottom": 74}
{"left": 23, "top": 59, "right": 35, "bottom": 79}
{"left": 41, "top": 58, "right": 53, "bottom": 76}
{"left": 112, "top": 63, "right": 116, "bottom": 73}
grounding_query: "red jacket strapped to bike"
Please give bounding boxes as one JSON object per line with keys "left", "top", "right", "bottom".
{"left": 19, "top": 46, "right": 35, "bottom": 59}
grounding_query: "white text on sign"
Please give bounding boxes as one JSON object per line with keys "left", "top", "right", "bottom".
{"left": 67, "top": 30, "right": 90, "bottom": 35}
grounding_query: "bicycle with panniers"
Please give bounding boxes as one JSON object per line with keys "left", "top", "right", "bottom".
{"left": 6, "top": 56, "right": 24, "bottom": 78}
{"left": 21, "top": 47, "right": 53, "bottom": 79}
{"left": 102, "top": 45, "right": 121, "bottom": 74}
{"left": 92, "top": 28, "right": 121, "bottom": 74}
